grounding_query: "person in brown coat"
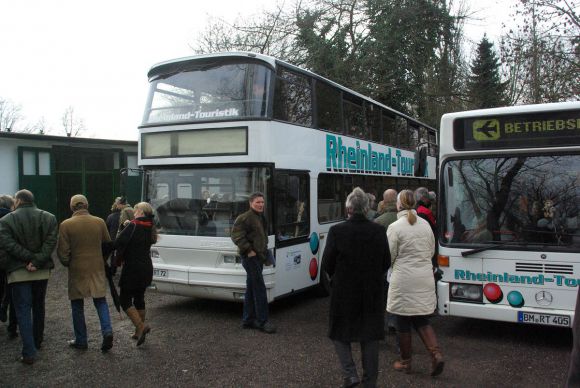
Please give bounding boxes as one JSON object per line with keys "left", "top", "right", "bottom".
{"left": 57, "top": 194, "right": 113, "bottom": 352}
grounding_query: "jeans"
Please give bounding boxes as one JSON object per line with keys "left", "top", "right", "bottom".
{"left": 333, "top": 340, "right": 379, "bottom": 388}
{"left": 241, "top": 256, "right": 268, "bottom": 325}
{"left": 71, "top": 297, "right": 112, "bottom": 345}
{"left": 11, "top": 280, "right": 48, "bottom": 359}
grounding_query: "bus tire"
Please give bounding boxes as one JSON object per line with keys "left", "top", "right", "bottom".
{"left": 315, "top": 259, "right": 331, "bottom": 297}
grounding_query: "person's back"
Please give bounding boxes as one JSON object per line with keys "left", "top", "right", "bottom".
{"left": 326, "top": 215, "right": 388, "bottom": 340}
{"left": 62, "top": 214, "right": 108, "bottom": 261}
{"left": 327, "top": 218, "right": 387, "bottom": 282}
{"left": 323, "top": 187, "right": 389, "bottom": 387}
{"left": 375, "top": 204, "right": 397, "bottom": 229}
{"left": 388, "top": 215, "right": 434, "bottom": 284}
{"left": 57, "top": 194, "right": 113, "bottom": 353}
{"left": 415, "top": 187, "right": 436, "bottom": 232}
{"left": 0, "top": 190, "right": 57, "bottom": 364}
{"left": 386, "top": 189, "right": 443, "bottom": 377}
{"left": 0, "top": 203, "right": 57, "bottom": 273}
{"left": 375, "top": 189, "right": 398, "bottom": 229}
{"left": 59, "top": 208, "right": 110, "bottom": 298}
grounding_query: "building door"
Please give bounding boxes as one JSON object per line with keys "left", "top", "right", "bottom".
{"left": 53, "top": 146, "right": 116, "bottom": 221}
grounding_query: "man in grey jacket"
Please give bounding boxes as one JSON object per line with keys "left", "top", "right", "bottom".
{"left": 0, "top": 190, "right": 57, "bottom": 365}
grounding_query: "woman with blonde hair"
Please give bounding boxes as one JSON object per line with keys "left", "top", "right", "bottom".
{"left": 105, "top": 202, "right": 157, "bottom": 346}
{"left": 386, "top": 189, "right": 443, "bottom": 376}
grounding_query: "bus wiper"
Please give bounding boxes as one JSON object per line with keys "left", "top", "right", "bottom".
{"left": 461, "top": 240, "right": 528, "bottom": 257}
{"left": 461, "top": 239, "right": 571, "bottom": 257}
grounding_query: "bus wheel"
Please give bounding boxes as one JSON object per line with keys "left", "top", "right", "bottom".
{"left": 315, "top": 260, "right": 331, "bottom": 297}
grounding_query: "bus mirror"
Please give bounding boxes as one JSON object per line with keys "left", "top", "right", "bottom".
{"left": 414, "top": 145, "right": 427, "bottom": 177}
{"left": 447, "top": 166, "right": 453, "bottom": 187}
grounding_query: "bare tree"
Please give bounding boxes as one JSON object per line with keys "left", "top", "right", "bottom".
{"left": 500, "top": 0, "right": 580, "bottom": 104}
{"left": 0, "top": 98, "right": 23, "bottom": 132}
{"left": 32, "top": 117, "right": 48, "bottom": 135}
{"left": 61, "top": 106, "right": 86, "bottom": 137}
{"left": 192, "top": 1, "right": 306, "bottom": 62}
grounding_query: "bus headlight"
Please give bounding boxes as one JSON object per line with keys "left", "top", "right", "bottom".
{"left": 450, "top": 283, "right": 483, "bottom": 303}
{"left": 223, "top": 254, "right": 241, "bottom": 264}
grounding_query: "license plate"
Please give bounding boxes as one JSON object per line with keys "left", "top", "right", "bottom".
{"left": 153, "top": 269, "right": 167, "bottom": 278}
{"left": 517, "top": 311, "right": 570, "bottom": 327}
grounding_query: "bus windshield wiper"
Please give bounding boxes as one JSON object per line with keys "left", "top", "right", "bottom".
{"left": 461, "top": 239, "right": 571, "bottom": 257}
{"left": 461, "top": 240, "right": 529, "bottom": 257}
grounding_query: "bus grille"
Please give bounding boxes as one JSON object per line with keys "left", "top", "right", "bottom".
{"left": 515, "top": 262, "right": 574, "bottom": 275}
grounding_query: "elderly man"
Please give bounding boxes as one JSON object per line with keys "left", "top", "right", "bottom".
{"left": 0, "top": 190, "right": 58, "bottom": 365}
{"left": 375, "top": 189, "right": 398, "bottom": 229}
{"left": 57, "top": 194, "right": 113, "bottom": 352}
{"left": 323, "top": 187, "right": 390, "bottom": 388}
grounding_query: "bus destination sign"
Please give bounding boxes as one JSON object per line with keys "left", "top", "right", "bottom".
{"left": 453, "top": 109, "right": 580, "bottom": 150}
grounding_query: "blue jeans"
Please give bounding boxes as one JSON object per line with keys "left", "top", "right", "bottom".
{"left": 241, "top": 256, "right": 268, "bottom": 325}
{"left": 71, "top": 297, "right": 112, "bottom": 345}
{"left": 11, "top": 280, "right": 48, "bottom": 359}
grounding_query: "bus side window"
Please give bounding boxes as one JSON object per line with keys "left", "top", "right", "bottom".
{"left": 274, "top": 172, "right": 310, "bottom": 241}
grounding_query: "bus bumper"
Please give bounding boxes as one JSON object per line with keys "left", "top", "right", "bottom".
{"left": 150, "top": 264, "right": 275, "bottom": 303}
{"left": 437, "top": 281, "right": 574, "bottom": 327}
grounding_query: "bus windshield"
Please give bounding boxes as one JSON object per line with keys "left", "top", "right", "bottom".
{"left": 442, "top": 154, "right": 580, "bottom": 250}
{"left": 146, "top": 166, "right": 271, "bottom": 237}
{"left": 143, "top": 61, "right": 272, "bottom": 125}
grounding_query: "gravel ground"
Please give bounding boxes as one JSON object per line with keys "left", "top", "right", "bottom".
{"left": 0, "top": 261, "right": 573, "bottom": 388}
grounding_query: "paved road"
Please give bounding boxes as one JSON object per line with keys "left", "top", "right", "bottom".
{"left": 0, "top": 263, "right": 573, "bottom": 387}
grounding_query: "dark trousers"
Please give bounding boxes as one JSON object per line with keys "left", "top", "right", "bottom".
{"left": 0, "top": 270, "right": 6, "bottom": 305}
{"left": 11, "top": 280, "right": 48, "bottom": 358}
{"left": 0, "top": 272, "right": 17, "bottom": 331}
{"left": 394, "top": 314, "right": 430, "bottom": 333}
{"left": 120, "top": 287, "right": 146, "bottom": 311}
{"left": 4, "top": 283, "right": 18, "bottom": 333}
{"left": 333, "top": 340, "right": 379, "bottom": 388}
{"left": 241, "top": 256, "right": 268, "bottom": 325}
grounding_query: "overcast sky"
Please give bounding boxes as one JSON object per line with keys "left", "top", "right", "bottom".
{"left": 0, "top": 0, "right": 513, "bottom": 140}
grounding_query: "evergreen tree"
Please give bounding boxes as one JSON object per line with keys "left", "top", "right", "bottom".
{"left": 468, "top": 35, "right": 507, "bottom": 109}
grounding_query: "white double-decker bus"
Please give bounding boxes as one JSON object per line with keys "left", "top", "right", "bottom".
{"left": 139, "top": 52, "right": 437, "bottom": 302}
{"left": 437, "top": 102, "right": 580, "bottom": 327}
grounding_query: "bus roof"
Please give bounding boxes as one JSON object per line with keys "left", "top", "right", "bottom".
{"left": 441, "top": 101, "right": 580, "bottom": 122}
{"left": 147, "top": 51, "right": 437, "bottom": 133}
{"left": 439, "top": 101, "right": 580, "bottom": 156}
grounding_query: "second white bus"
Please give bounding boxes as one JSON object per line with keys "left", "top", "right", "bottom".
{"left": 437, "top": 102, "right": 580, "bottom": 327}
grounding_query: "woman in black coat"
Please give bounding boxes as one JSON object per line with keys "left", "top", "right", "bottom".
{"left": 322, "top": 187, "right": 390, "bottom": 388}
{"left": 110, "top": 201, "right": 157, "bottom": 346}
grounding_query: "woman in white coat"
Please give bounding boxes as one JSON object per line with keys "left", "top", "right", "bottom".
{"left": 386, "top": 189, "right": 444, "bottom": 377}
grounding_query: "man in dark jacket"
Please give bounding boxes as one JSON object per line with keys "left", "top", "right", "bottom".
{"left": 0, "top": 194, "right": 18, "bottom": 339}
{"left": 0, "top": 190, "right": 58, "bottom": 365}
{"left": 231, "top": 192, "right": 276, "bottom": 334}
{"left": 323, "top": 187, "right": 390, "bottom": 388}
